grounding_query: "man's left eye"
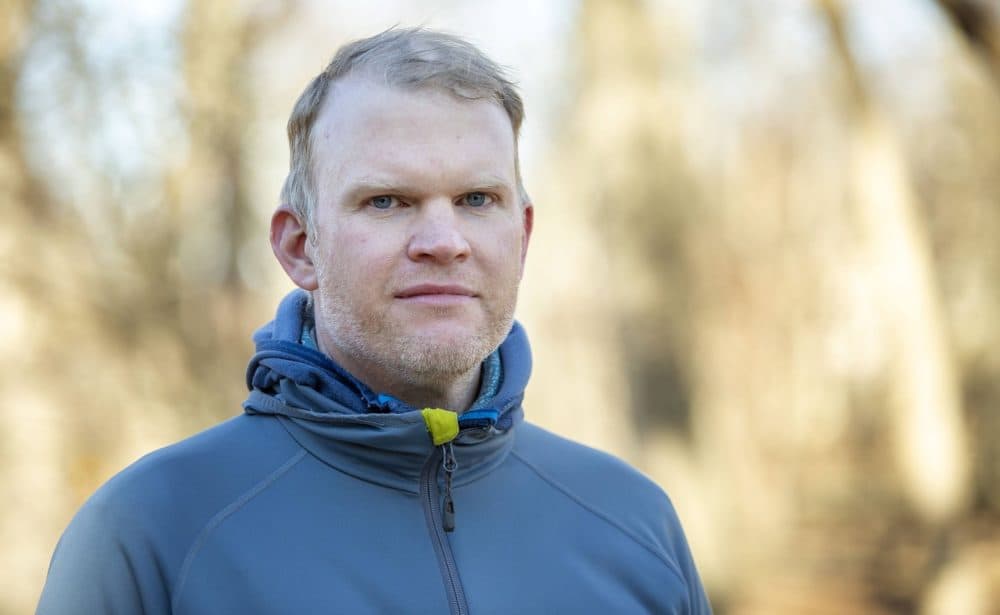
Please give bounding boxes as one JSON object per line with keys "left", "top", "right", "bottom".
{"left": 462, "top": 192, "right": 494, "bottom": 208}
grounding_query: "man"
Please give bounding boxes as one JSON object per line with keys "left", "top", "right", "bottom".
{"left": 38, "top": 28, "right": 711, "bottom": 614}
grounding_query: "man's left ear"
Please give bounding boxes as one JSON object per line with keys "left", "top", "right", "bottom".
{"left": 520, "top": 203, "right": 534, "bottom": 266}
{"left": 270, "top": 205, "right": 318, "bottom": 291}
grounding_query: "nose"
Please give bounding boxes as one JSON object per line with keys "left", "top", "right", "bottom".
{"left": 406, "top": 200, "right": 471, "bottom": 263}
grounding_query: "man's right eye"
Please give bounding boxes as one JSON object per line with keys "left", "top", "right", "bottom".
{"left": 368, "top": 195, "right": 398, "bottom": 209}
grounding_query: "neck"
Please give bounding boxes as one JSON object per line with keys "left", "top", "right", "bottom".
{"left": 383, "top": 370, "right": 481, "bottom": 412}
{"left": 319, "top": 340, "right": 482, "bottom": 412}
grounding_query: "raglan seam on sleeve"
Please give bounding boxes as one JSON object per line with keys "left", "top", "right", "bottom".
{"left": 509, "top": 449, "right": 689, "bottom": 586}
{"left": 169, "top": 448, "right": 308, "bottom": 612}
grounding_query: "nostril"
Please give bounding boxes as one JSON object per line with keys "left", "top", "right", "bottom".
{"left": 407, "top": 228, "right": 471, "bottom": 262}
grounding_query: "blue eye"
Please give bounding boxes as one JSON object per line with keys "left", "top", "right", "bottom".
{"left": 369, "top": 195, "right": 397, "bottom": 209}
{"left": 463, "top": 192, "right": 492, "bottom": 207}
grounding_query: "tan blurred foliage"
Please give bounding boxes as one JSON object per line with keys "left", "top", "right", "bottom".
{"left": 2, "top": 0, "right": 999, "bottom": 613}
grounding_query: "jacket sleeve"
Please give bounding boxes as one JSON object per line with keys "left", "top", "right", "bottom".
{"left": 677, "top": 538, "right": 713, "bottom": 614}
{"left": 36, "top": 496, "right": 169, "bottom": 615}
{"left": 660, "top": 496, "right": 714, "bottom": 614}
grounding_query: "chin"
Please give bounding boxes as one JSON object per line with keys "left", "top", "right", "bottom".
{"left": 394, "top": 342, "right": 485, "bottom": 380}
{"left": 395, "top": 309, "right": 474, "bottom": 338}
{"left": 393, "top": 326, "right": 499, "bottom": 376}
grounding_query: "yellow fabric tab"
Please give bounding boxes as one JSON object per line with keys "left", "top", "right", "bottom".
{"left": 421, "top": 408, "right": 459, "bottom": 446}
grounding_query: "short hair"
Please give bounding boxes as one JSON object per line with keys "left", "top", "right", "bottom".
{"left": 280, "top": 27, "right": 528, "bottom": 234}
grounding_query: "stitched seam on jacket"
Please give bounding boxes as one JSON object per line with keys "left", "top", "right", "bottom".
{"left": 170, "top": 448, "right": 308, "bottom": 612}
{"left": 510, "top": 450, "right": 688, "bottom": 585}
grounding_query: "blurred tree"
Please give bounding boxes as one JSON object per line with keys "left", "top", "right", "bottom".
{"left": 0, "top": 0, "right": 50, "bottom": 225}
{"left": 540, "top": 0, "right": 999, "bottom": 612}
{"left": 572, "top": 0, "right": 698, "bottom": 439}
{"left": 938, "top": 0, "right": 1000, "bottom": 82}
{"left": 7, "top": 1, "right": 1000, "bottom": 613}
{"left": 933, "top": 0, "right": 1000, "bottom": 520}
{"left": 0, "top": 0, "right": 292, "bottom": 612}
{"left": 817, "top": 2, "right": 970, "bottom": 609}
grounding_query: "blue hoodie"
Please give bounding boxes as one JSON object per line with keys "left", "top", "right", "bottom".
{"left": 38, "top": 290, "right": 711, "bottom": 614}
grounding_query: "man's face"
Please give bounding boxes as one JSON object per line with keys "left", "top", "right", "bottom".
{"left": 305, "top": 78, "right": 531, "bottom": 390}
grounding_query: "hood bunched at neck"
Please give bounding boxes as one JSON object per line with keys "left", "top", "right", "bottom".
{"left": 242, "top": 289, "right": 530, "bottom": 431}
{"left": 244, "top": 291, "right": 379, "bottom": 416}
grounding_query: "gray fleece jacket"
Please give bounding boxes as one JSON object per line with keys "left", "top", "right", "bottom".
{"left": 38, "top": 290, "right": 711, "bottom": 614}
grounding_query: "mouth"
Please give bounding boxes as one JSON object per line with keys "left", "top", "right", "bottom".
{"left": 395, "top": 284, "right": 477, "bottom": 298}
{"left": 395, "top": 284, "right": 477, "bottom": 306}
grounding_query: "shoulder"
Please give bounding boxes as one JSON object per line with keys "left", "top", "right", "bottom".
{"left": 95, "top": 413, "right": 302, "bottom": 520}
{"left": 512, "top": 421, "right": 668, "bottom": 507}
{"left": 72, "top": 413, "right": 306, "bottom": 547}
{"left": 511, "top": 422, "right": 713, "bottom": 613}
{"left": 39, "top": 414, "right": 306, "bottom": 613}
{"left": 511, "top": 422, "right": 692, "bottom": 565}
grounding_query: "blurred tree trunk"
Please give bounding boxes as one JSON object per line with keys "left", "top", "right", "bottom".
{"left": 819, "top": 0, "right": 971, "bottom": 525}
{"left": 143, "top": 0, "right": 292, "bottom": 420}
{"left": 937, "top": 0, "right": 1000, "bottom": 84}
{"left": 523, "top": 0, "right": 651, "bottom": 460}
{"left": 163, "top": 0, "right": 264, "bottom": 390}
{"left": 0, "top": 3, "right": 82, "bottom": 614}
{"left": 0, "top": 0, "right": 49, "bottom": 226}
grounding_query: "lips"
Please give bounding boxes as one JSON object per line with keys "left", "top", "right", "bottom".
{"left": 395, "top": 284, "right": 477, "bottom": 299}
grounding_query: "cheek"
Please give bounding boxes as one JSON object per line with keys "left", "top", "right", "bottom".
{"left": 322, "top": 231, "right": 398, "bottom": 289}
{"left": 477, "top": 227, "right": 527, "bottom": 279}
{"left": 487, "top": 221, "right": 527, "bottom": 256}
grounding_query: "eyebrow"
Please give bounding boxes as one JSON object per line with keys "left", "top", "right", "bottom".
{"left": 342, "top": 179, "right": 408, "bottom": 199}
{"left": 342, "top": 176, "right": 515, "bottom": 200}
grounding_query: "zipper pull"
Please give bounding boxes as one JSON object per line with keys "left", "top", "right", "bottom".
{"left": 441, "top": 441, "right": 458, "bottom": 532}
{"left": 421, "top": 409, "right": 460, "bottom": 532}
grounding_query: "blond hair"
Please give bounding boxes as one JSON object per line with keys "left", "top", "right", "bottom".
{"left": 280, "top": 27, "right": 528, "bottom": 232}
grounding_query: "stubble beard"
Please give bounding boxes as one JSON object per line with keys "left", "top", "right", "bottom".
{"left": 312, "top": 266, "right": 518, "bottom": 393}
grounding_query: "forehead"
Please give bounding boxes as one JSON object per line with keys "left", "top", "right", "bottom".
{"left": 310, "top": 78, "right": 517, "bottom": 190}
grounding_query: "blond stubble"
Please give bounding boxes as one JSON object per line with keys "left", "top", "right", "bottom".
{"left": 312, "top": 259, "right": 518, "bottom": 391}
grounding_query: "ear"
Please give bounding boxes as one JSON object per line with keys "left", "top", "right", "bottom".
{"left": 270, "top": 205, "right": 318, "bottom": 290}
{"left": 520, "top": 202, "right": 534, "bottom": 267}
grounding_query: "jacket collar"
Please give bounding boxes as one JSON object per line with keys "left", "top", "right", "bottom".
{"left": 242, "top": 290, "right": 531, "bottom": 492}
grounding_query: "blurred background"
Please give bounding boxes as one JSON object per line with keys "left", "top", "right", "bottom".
{"left": 2, "top": 0, "right": 999, "bottom": 612}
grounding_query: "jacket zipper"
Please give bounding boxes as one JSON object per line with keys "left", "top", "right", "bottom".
{"left": 420, "top": 445, "right": 469, "bottom": 615}
{"left": 441, "top": 442, "right": 457, "bottom": 532}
